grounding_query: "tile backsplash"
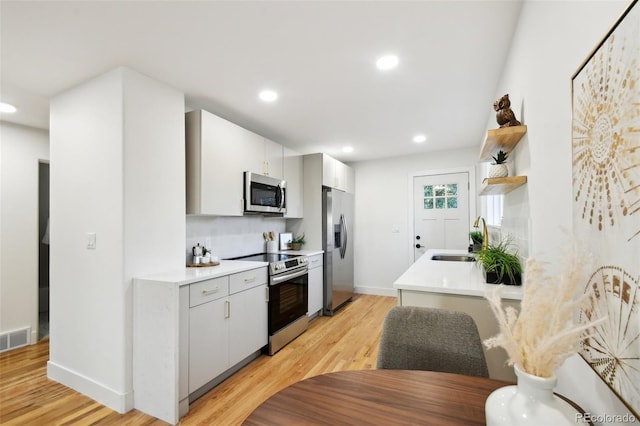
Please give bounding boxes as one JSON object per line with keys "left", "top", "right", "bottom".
{"left": 186, "top": 215, "right": 286, "bottom": 262}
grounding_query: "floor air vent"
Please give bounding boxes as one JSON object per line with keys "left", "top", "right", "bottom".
{"left": 0, "top": 327, "right": 30, "bottom": 352}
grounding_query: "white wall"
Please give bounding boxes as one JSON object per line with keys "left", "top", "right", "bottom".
{"left": 48, "top": 67, "right": 185, "bottom": 413}
{"left": 0, "top": 122, "right": 49, "bottom": 343}
{"left": 352, "top": 147, "right": 479, "bottom": 295}
{"left": 493, "top": 1, "right": 633, "bottom": 423}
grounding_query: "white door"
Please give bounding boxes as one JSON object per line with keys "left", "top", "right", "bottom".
{"left": 413, "top": 172, "right": 470, "bottom": 261}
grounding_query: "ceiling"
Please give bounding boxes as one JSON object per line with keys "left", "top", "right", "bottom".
{"left": 0, "top": 1, "right": 524, "bottom": 162}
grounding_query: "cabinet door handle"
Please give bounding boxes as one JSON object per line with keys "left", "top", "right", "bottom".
{"left": 311, "top": 259, "right": 319, "bottom": 264}
{"left": 201, "top": 287, "right": 219, "bottom": 295}
{"left": 244, "top": 276, "right": 256, "bottom": 284}
{"left": 265, "top": 286, "right": 269, "bottom": 302}
{"left": 225, "top": 300, "right": 230, "bottom": 319}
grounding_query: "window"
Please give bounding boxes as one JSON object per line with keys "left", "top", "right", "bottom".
{"left": 482, "top": 162, "right": 503, "bottom": 226}
{"left": 423, "top": 184, "right": 458, "bottom": 210}
{"left": 485, "top": 194, "right": 503, "bottom": 226}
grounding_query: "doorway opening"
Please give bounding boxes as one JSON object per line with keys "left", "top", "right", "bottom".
{"left": 38, "top": 161, "right": 50, "bottom": 340}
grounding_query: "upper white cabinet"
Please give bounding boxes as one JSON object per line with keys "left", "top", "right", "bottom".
{"left": 246, "top": 136, "right": 284, "bottom": 179}
{"left": 320, "top": 153, "right": 354, "bottom": 193}
{"left": 284, "top": 147, "right": 304, "bottom": 218}
{"left": 263, "top": 138, "right": 284, "bottom": 179}
{"left": 186, "top": 110, "right": 246, "bottom": 216}
{"left": 185, "top": 110, "right": 287, "bottom": 216}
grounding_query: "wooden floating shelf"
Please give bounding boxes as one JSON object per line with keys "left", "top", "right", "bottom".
{"left": 479, "top": 125, "right": 527, "bottom": 162}
{"left": 479, "top": 176, "right": 527, "bottom": 195}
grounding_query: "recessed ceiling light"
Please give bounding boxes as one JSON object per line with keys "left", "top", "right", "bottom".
{"left": 0, "top": 102, "right": 17, "bottom": 113}
{"left": 376, "top": 55, "right": 399, "bottom": 70}
{"left": 342, "top": 146, "right": 354, "bottom": 153}
{"left": 259, "top": 90, "right": 278, "bottom": 102}
{"left": 413, "top": 134, "right": 427, "bottom": 143}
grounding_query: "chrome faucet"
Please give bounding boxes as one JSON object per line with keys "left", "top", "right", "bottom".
{"left": 473, "top": 216, "right": 489, "bottom": 250}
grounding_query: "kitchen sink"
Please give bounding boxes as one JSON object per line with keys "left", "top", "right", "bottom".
{"left": 431, "top": 254, "right": 476, "bottom": 262}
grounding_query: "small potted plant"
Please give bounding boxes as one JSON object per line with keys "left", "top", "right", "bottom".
{"left": 476, "top": 238, "right": 522, "bottom": 285}
{"left": 488, "top": 150, "right": 509, "bottom": 178}
{"left": 469, "top": 230, "right": 484, "bottom": 253}
{"left": 290, "top": 233, "right": 305, "bottom": 251}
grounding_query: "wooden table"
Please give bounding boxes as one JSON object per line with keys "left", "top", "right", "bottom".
{"left": 243, "top": 369, "right": 507, "bottom": 425}
{"left": 243, "top": 369, "right": 589, "bottom": 426}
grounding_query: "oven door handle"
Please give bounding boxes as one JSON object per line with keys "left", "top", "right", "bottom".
{"left": 270, "top": 268, "right": 308, "bottom": 285}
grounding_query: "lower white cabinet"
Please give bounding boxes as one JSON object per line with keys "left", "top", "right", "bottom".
{"left": 228, "top": 284, "right": 268, "bottom": 365}
{"left": 189, "top": 291, "right": 229, "bottom": 393}
{"left": 189, "top": 269, "right": 268, "bottom": 394}
{"left": 133, "top": 265, "right": 268, "bottom": 425}
{"left": 307, "top": 254, "right": 324, "bottom": 318}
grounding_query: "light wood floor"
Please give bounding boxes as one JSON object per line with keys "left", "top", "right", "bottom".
{"left": 0, "top": 294, "right": 397, "bottom": 425}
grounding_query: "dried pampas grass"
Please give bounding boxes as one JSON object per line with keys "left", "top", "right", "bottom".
{"left": 484, "top": 243, "right": 605, "bottom": 378}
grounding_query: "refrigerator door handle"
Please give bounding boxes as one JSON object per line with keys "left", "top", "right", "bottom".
{"left": 340, "top": 213, "right": 348, "bottom": 259}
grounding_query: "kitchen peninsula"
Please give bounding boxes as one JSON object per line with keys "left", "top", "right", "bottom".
{"left": 394, "top": 249, "right": 523, "bottom": 381}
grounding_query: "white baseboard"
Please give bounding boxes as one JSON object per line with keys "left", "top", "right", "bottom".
{"left": 47, "top": 360, "right": 134, "bottom": 413}
{"left": 354, "top": 286, "right": 398, "bottom": 298}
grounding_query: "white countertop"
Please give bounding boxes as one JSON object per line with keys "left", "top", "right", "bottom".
{"left": 135, "top": 260, "right": 269, "bottom": 286}
{"left": 393, "top": 249, "right": 523, "bottom": 300}
{"left": 135, "top": 250, "right": 324, "bottom": 286}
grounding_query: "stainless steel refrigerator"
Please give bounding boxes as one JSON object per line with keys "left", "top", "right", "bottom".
{"left": 322, "top": 187, "right": 354, "bottom": 316}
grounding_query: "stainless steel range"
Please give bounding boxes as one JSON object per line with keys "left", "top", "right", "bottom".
{"left": 230, "top": 253, "right": 309, "bottom": 355}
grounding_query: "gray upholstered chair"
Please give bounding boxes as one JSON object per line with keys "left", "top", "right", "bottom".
{"left": 376, "top": 306, "right": 489, "bottom": 378}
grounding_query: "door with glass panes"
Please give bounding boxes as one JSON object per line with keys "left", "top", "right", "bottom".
{"left": 413, "top": 172, "right": 470, "bottom": 261}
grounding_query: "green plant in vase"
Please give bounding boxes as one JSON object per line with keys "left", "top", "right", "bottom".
{"left": 476, "top": 238, "right": 522, "bottom": 285}
{"left": 291, "top": 233, "right": 305, "bottom": 250}
{"left": 489, "top": 150, "right": 509, "bottom": 178}
{"left": 469, "top": 230, "right": 484, "bottom": 252}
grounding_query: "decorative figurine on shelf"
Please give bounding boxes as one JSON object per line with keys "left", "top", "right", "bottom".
{"left": 493, "top": 94, "right": 521, "bottom": 128}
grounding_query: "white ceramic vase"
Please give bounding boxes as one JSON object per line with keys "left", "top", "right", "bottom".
{"left": 485, "top": 365, "right": 585, "bottom": 425}
{"left": 488, "top": 163, "right": 509, "bottom": 178}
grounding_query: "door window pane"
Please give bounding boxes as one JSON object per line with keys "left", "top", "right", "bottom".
{"left": 423, "top": 183, "right": 458, "bottom": 210}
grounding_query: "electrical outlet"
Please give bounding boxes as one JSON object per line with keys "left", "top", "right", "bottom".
{"left": 87, "top": 232, "right": 96, "bottom": 249}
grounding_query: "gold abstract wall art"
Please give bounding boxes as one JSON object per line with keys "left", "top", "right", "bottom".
{"left": 572, "top": 0, "right": 640, "bottom": 417}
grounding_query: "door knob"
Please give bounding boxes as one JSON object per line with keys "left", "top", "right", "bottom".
{"left": 416, "top": 235, "right": 421, "bottom": 240}
{"left": 415, "top": 244, "right": 423, "bottom": 249}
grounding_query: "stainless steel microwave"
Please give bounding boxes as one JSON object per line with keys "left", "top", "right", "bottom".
{"left": 244, "top": 172, "right": 286, "bottom": 215}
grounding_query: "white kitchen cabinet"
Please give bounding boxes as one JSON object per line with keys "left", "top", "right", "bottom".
{"left": 245, "top": 135, "right": 284, "bottom": 179}
{"left": 284, "top": 146, "right": 303, "bottom": 218}
{"left": 307, "top": 253, "right": 324, "bottom": 318}
{"left": 320, "top": 153, "right": 353, "bottom": 193}
{"left": 189, "top": 267, "right": 268, "bottom": 395}
{"left": 228, "top": 284, "right": 268, "bottom": 365}
{"left": 263, "top": 138, "right": 284, "bottom": 179}
{"left": 189, "top": 286, "right": 229, "bottom": 393}
{"left": 133, "top": 263, "right": 269, "bottom": 424}
{"left": 185, "top": 110, "right": 287, "bottom": 215}
{"left": 186, "top": 109, "right": 251, "bottom": 216}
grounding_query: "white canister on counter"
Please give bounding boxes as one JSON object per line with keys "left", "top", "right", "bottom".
{"left": 266, "top": 241, "right": 278, "bottom": 253}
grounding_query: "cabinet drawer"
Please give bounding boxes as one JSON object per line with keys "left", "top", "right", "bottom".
{"left": 230, "top": 267, "right": 268, "bottom": 294}
{"left": 190, "top": 276, "right": 229, "bottom": 307}
{"left": 308, "top": 254, "right": 324, "bottom": 269}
